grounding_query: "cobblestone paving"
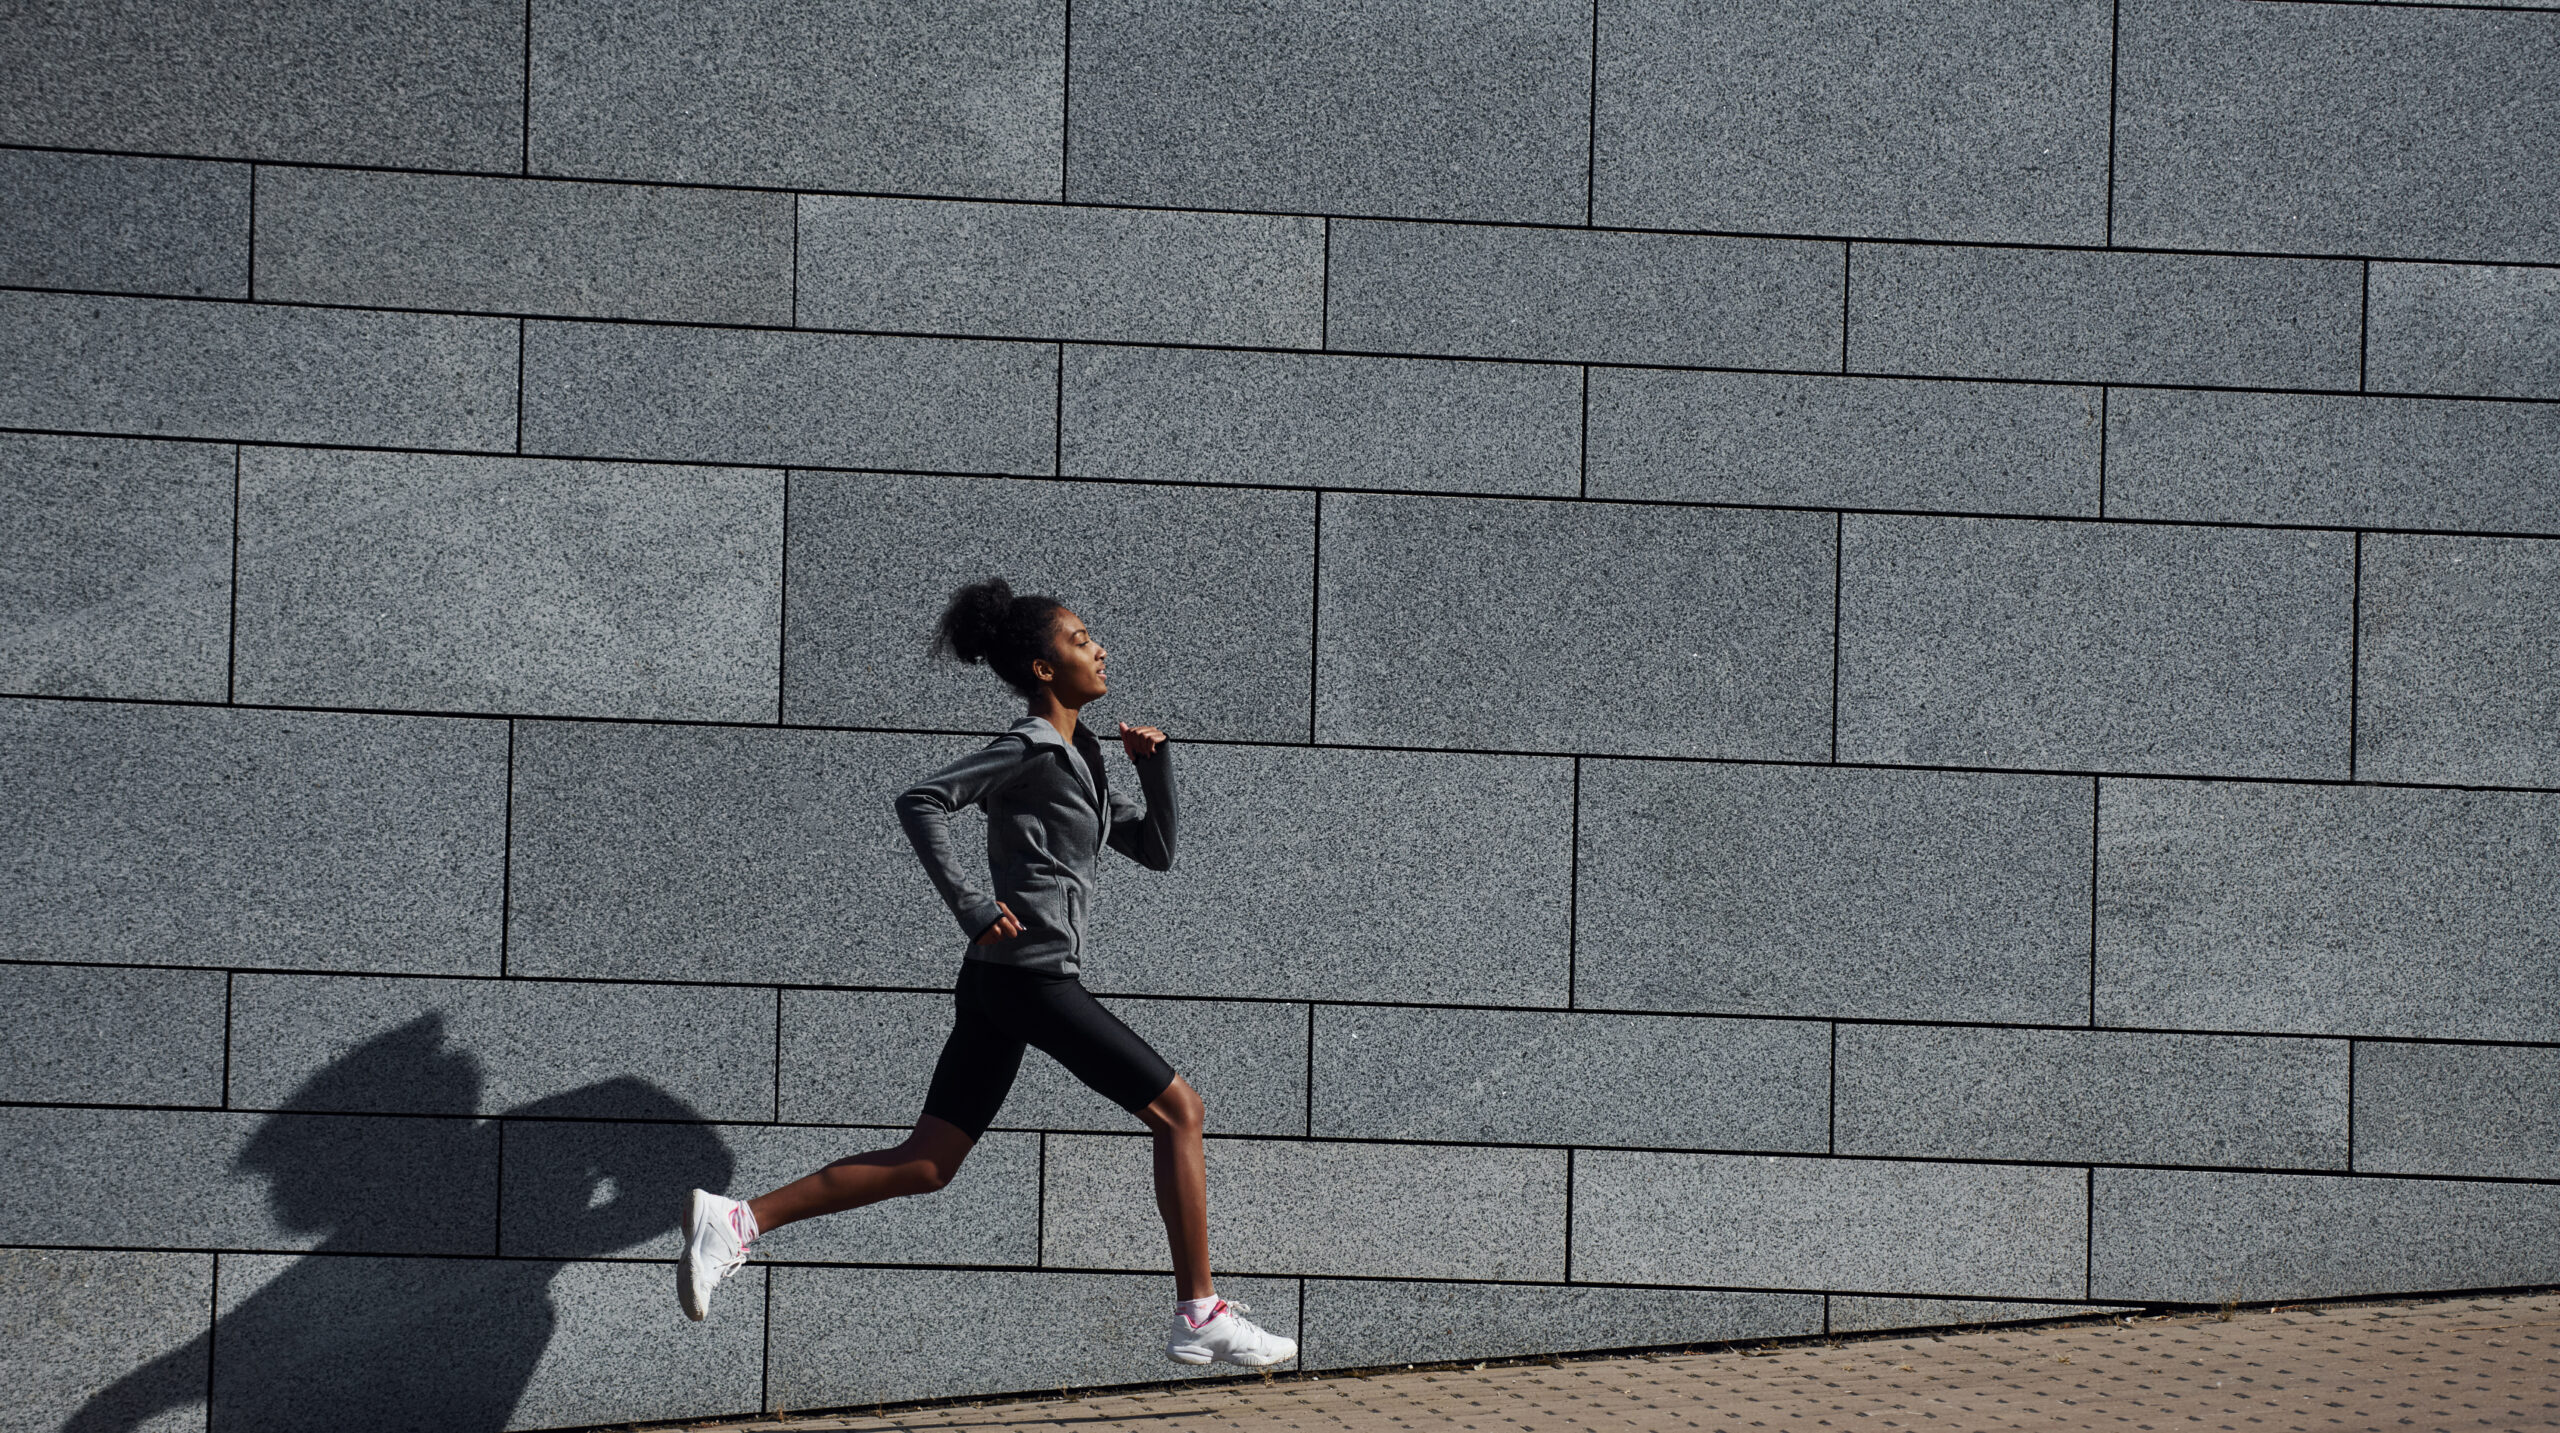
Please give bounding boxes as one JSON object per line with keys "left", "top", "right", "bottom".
{"left": 682, "top": 1291, "right": 2559, "bottom": 1433}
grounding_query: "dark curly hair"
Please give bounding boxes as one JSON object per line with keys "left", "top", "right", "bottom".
{"left": 930, "top": 577, "right": 1068, "bottom": 698}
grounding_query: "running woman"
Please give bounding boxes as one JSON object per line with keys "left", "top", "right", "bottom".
{"left": 677, "top": 577, "right": 1296, "bottom": 1368}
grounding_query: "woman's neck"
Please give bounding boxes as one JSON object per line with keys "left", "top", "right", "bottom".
{"left": 1027, "top": 693, "right": 1079, "bottom": 743}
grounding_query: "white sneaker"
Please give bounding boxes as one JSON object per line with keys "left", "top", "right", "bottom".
{"left": 1167, "top": 1298, "right": 1298, "bottom": 1367}
{"left": 677, "top": 1189, "right": 752, "bottom": 1321}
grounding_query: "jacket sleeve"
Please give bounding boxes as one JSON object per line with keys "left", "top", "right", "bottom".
{"left": 1104, "top": 744, "right": 1177, "bottom": 871}
{"left": 894, "top": 734, "right": 1029, "bottom": 941}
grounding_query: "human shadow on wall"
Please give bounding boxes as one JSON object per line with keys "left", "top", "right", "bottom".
{"left": 65, "top": 1014, "right": 732, "bottom": 1433}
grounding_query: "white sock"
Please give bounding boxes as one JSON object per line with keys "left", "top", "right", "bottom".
{"left": 1178, "top": 1295, "right": 1223, "bottom": 1328}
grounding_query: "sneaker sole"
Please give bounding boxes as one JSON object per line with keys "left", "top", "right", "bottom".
{"left": 677, "top": 1189, "right": 714, "bottom": 1321}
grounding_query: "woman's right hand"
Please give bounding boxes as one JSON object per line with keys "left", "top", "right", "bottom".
{"left": 974, "top": 901, "right": 1023, "bottom": 945}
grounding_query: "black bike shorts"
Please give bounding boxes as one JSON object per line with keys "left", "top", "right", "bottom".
{"left": 919, "top": 960, "right": 1178, "bottom": 1141}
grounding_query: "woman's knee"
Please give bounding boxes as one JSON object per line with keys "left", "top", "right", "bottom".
{"left": 1142, "top": 1076, "right": 1204, "bottom": 1136}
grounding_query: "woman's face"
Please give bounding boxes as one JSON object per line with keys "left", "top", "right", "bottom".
{"left": 1034, "top": 608, "right": 1108, "bottom": 704}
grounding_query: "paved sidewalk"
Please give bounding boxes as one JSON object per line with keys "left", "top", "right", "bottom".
{"left": 691, "top": 1290, "right": 2559, "bottom": 1433}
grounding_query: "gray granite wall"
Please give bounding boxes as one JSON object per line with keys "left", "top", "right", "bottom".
{"left": 4, "top": 1, "right": 2555, "bottom": 1428}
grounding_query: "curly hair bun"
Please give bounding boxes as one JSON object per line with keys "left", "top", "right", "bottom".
{"left": 932, "top": 576, "right": 1016, "bottom": 667}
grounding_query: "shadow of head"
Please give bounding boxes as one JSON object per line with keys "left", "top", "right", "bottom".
{"left": 233, "top": 1013, "right": 484, "bottom": 1239}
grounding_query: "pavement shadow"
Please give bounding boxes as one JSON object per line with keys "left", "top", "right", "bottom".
{"left": 64, "top": 1013, "right": 732, "bottom": 1432}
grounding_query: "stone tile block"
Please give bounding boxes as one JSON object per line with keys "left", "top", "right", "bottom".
{"left": 0, "top": 433, "right": 233, "bottom": 702}
{"left": 2092, "top": 1168, "right": 2560, "bottom": 1303}
{"left": 520, "top": 320, "right": 1053, "bottom": 475}
{"left": 1848, "top": 245, "right": 2363, "bottom": 389}
{"left": 1835, "top": 1026, "right": 2348, "bottom": 1170}
{"left": 2353, "top": 1042, "right": 2560, "bottom": 1181}
{"left": 0, "top": 1107, "right": 495, "bottom": 1253}
{"left": 0, "top": 149, "right": 247, "bottom": 298}
{"left": 783, "top": 472, "right": 1313, "bottom": 741}
{"left": 1828, "top": 1297, "right": 2129, "bottom": 1334}
{"left": 1068, "top": 0, "right": 1591, "bottom": 224}
{"left": 1574, "top": 1152, "right": 2087, "bottom": 1299}
{"left": 1838, "top": 516, "right": 2356, "bottom": 778}
{"left": 0, "top": 700, "right": 507, "bottom": 973}
{"left": 2368, "top": 263, "right": 2560, "bottom": 401}
{"left": 2, "top": 1248, "right": 211, "bottom": 1433}
{"left": 769, "top": 1267, "right": 1299, "bottom": 1407}
{"left": 532, "top": 0, "right": 1062, "bottom": 199}
{"left": 1596, "top": 0, "right": 2112, "bottom": 244}
{"left": 2104, "top": 389, "right": 2560, "bottom": 534}
{"left": 1062, "top": 346, "right": 1581, "bottom": 497}
{"left": 501, "top": 1120, "right": 1038, "bottom": 1268}
{"left": 253, "top": 168, "right": 793, "bottom": 325}
{"left": 231, "top": 448, "right": 781, "bottom": 721}
{"left": 1585, "top": 369, "right": 2100, "bottom": 516}
{"left": 0, "top": 964, "right": 227, "bottom": 1107}
{"left": 1303, "top": 1280, "right": 1822, "bottom": 1370}
{"left": 1574, "top": 761, "right": 2093, "bottom": 1024}
{"left": 1328, "top": 221, "right": 1843, "bottom": 369}
{"left": 1317, "top": 493, "right": 1835, "bottom": 759}
{"left": 1096, "top": 743, "right": 1573, "bottom": 1007}
{"left": 2096, "top": 779, "right": 2560, "bottom": 1043}
{"left": 1310, "top": 1006, "right": 1828, "bottom": 1152}
{"left": 2357, "top": 534, "right": 2560, "bottom": 788}
{"left": 210, "top": 1254, "right": 761, "bottom": 1432}
{"left": 2113, "top": 0, "right": 2560, "bottom": 264}
{"left": 0, "top": 290, "right": 516, "bottom": 450}
{"left": 227, "top": 974, "right": 774, "bottom": 1122}
{"left": 1046, "top": 1135, "right": 1565, "bottom": 1280}
{"left": 797, "top": 197, "right": 1323, "bottom": 347}
{"left": 0, "top": 0, "right": 524, "bottom": 170}
{"left": 506, "top": 723, "right": 969, "bottom": 986}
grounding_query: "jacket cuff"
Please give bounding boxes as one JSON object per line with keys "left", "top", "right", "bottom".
{"left": 956, "top": 895, "right": 1003, "bottom": 941}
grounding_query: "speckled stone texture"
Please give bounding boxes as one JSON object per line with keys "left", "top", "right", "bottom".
{"left": 520, "top": 320, "right": 1055, "bottom": 475}
{"left": 1303, "top": 1281, "right": 1824, "bottom": 1370}
{"left": 1848, "top": 244, "right": 2364, "bottom": 388}
{"left": 0, "top": 700, "right": 507, "bottom": 972}
{"left": 508, "top": 723, "right": 987, "bottom": 985}
{"left": 530, "top": 0, "right": 1063, "bottom": 198}
{"left": 2367, "top": 262, "right": 2560, "bottom": 401}
{"left": 797, "top": 197, "right": 1324, "bottom": 347}
{"left": 2352, "top": 1042, "right": 2560, "bottom": 1182}
{"left": 1595, "top": 0, "right": 2112, "bottom": 244}
{"left": 1095, "top": 742, "right": 1573, "bottom": 1007}
{"left": 230, "top": 448, "right": 781, "bottom": 721}
{"left": 1044, "top": 1135, "right": 1566, "bottom": 1280}
{"left": 768, "top": 1267, "right": 1301, "bottom": 1407}
{"left": 1584, "top": 369, "right": 2099, "bottom": 516}
{"left": 2104, "top": 388, "right": 2560, "bottom": 534}
{"left": 1834, "top": 1026, "right": 2348, "bottom": 1170}
{"left": 0, "top": 432, "right": 234, "bottom": 702}
{"left": 1327, "top": 221, "right": 1844, "bottom": 368}
{"left": 0, "top": 149, "right": 247, "bottom": 298}
{"left": 2095, "top": 779, "right": 2560, "bottom": 1043}
{"left": 2, "top": 1248, "right": 211, "bottom": 1433}
{"left": 0, "top": 290, "right": 518, "bottom": 450}
{"left": 1576, "top": 1152, "right": 2088, "bottom": 1300}
{"left": 225, "top": 974, "right": 774, "bottom": 1121}
{"left": 1827, "top": 1297, "right": 2127, "bottom": 1334}
{"left": 0, "top": 1107, "right": 495, "bottom": 1253}
{"left": 252, "top": 169, "right": 793, "bottom": 325}
{"left": 1067, "top": 0, "right": 1590, "bottom": 224}
{"left": 1574, "top": 760, "right": 2094, "bottom": 1024}
{"left": 2356, "top": 534, "right": 2560, "bottom": 788}
{"left": 783, "top": 472, "right": 1312, "bottom": 740}
{"left": 1317, "top": 493, "right": 1835, "bottom": 758}
{"left": 211, "top": 1253, "right": 763, "bottom": 1433}
{"left": 2112, "top": 0, "right": 2560, "bottom": 265}
{"left": 0, "top": 0, "right": 524, "bottom": 169}
{"left": 500, "top": 1121, "right": 1039, "bottom": 1268}
{"left": 780, "top": 988, "right": 1308, "bottom": 1136}
{"left": 1310, "top": 1006, "right": 1828, "bottom": 1152}
{"left": 2092, "top": 1169, "right": 2560, "bottom": 1304}
{"left": 1063, "top": 346, "right": 1581, "bottom": 496}
{"left": 0, "top": 964, "right": 227, "bottom": 1108}
{"left": 1838, "top": 515, "right": 2355, "bottom": 778}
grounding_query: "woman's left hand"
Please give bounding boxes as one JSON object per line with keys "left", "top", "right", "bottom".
{"left": 1118, "top": 721, "right": 1167, "bottom": 758}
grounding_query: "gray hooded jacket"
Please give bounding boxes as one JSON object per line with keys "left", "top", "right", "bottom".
{"left": 894, "top": 714, "right": 1177, "bottom": 976}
